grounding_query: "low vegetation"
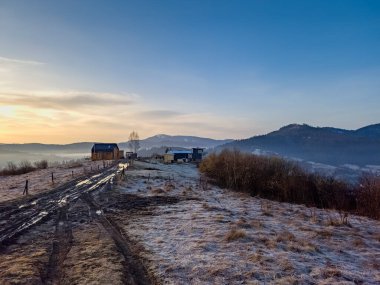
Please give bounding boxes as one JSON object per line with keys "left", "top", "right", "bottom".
{"left": 0, "top": 160, "right": 48, "bottom": 176}
{"left": 0, "top": 158, "right": 85, "bottom": 176}
{"left": 200, "top": 149, "right": 380, "bottom": 220}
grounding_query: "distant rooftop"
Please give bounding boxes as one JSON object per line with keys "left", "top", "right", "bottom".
{"left": 91, "top": 143, "right": 119, "bottom": 152}
{"left": 166, "top": 150, "right": 192, "bottom": 155}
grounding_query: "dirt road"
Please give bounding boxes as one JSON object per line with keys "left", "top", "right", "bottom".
{"left": 0, "top": 162, "right": 153, "bottom": 285}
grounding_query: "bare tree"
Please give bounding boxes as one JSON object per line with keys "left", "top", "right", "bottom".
{"left": 128, "top": 131, "right": 140, "bottom": 153}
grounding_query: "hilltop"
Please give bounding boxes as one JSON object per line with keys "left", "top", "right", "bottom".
{"left": 220, "top": 123, "right": 380, "bottom": 167}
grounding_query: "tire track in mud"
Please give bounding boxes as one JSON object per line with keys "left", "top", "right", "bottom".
{"left": 43, "top": 205, "right": 73, "bottom": 285}
{"left": 0, "top": 165, "right": 118, "bottom": 246}
{"left": 82, "top": 192, "right": 152, "bottom": 285}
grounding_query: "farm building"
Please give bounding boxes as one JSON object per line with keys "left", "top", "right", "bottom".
{"left": 164, "top": 148, "right": 205, "bottom": 163}
{"left": 125, "top": 151, "right": 138, "bottom": 160}
{"left": 164, "top": 150, "right": 192, "bottom": 163}
{"left": 91, "top": 143, "right": 121, "bottom": 161}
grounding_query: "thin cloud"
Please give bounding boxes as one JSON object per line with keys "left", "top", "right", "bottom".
{"left": 0, "top": 90, "right": 135, "bottom": 111}
{"left": 137, "top": 110, "right": 183, "bottom": 119}
{"left": 0, "top": 56, "right": 45, "bottom": 65}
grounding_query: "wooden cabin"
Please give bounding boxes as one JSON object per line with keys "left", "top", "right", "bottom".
{"left": 91, "top": 143, "right": 120, "bottom": 161}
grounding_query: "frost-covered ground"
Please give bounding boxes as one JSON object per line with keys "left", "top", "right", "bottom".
{"left": 118, "top": 161, "right": 380, "bottom": 284}
{"left": 0, "top": 160, "right": 105, "bottom": 202}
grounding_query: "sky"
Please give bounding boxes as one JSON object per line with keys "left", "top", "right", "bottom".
{"left": 0, "top": 0, "right": 379, "bottom": 143}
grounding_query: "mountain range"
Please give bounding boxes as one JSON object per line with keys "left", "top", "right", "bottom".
{"left": 1, "top": 124, "right": 379, "bottom": 168}
{"left": 219, "top": 123, "right": 380, "bottom": 166}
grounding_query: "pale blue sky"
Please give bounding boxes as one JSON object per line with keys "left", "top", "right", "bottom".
{"left": 0, "top": 0, "right": 379, "bottom": 143}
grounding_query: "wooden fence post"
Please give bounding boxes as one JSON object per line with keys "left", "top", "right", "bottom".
{"left": 23, "top": 179, "right": 29, "bottom": 195}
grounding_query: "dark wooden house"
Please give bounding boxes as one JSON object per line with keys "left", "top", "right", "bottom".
{"left": 91, "top": 143, "right": 120, "bottom": 161}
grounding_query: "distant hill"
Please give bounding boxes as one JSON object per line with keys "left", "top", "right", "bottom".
{"left": 219, "top": 123, "right": 380, "bottom": 166}
{"left": 0, "top": 142, "right": 94, "bottom": 154}
{"left": 119, "top": 135, "right": 233, "bottom": 157}
{"left": 120, "top": 134, "right": 233, "bottom": 150}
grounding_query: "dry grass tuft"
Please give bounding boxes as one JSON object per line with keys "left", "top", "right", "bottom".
{"left": 260, "top": 200, "right": 273, "bottom": 216}
{"left": 322, "top": 266, "right": 342, "bottom": 278}
{"left": 278, "top": 258, "right": 294, "bottom": 272}
{"left": 152, "top": 188, "right": 165, "bottom": 194}
{"left": 353, "top": 237, "right": 366, "bottom": 247}
{"left": 288, "top": 239, "right": 318, "bottom": 253}
{"left": 0, "top": 248, "right": 49, "bottom": 284}
{"left": 316, "top": 229, "right": 333, "bottom": 239}
{"left": 202, "top": 202, "right": 213, "bottom": 210}
{"left": 273, "top": 276, "right": 298, "bottom": 285}
{"left": 236, "top": 218, "right": 252, "bottom": 229}
{"left": 264, "top": 238, "right": 277, "bottom": 249}
{"left": 214, "top": 214, "right": 227, "bottom": 223}
{"left": 225, "top": 228, "right": 247, "bottom": 242}
{"left": 248, "top": 253, "right": 263, "bottom": 262}
{"left": 257, "top": 234, "right": 269, "bottom": 244}
{"left": 208, "top": 266, "right": 229, "bottom": 277}
{"left": 276, "top": 230, "right": 296, "bottom": 243}
{"left": 250, "top": 219, "right": 263, "bottom": 228}
{"left": 164, "top": 182, "right": 175, "bottom": 191}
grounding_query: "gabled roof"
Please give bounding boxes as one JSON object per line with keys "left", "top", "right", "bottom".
{"left": 91, "top": 143, "right": 119, "bottom": 152}
{"left": 166, "top": 150, "right": 192, "bottom": 155}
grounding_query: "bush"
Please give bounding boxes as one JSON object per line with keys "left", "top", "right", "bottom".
{"left": 0, "top": 160, "right": 36, "bottom": 176}
{"left": 357, "top": 175, "right": 380, "bottom": 220}
{"left": 200, "top": 150, "right": 378, "bottom": 220}
{"left": 34, "top": 160, "right": 48, "bottom": 169}
{"left": 18, "top": 160, "right": 35, "bottom": 174}
{"left": 64, "top": 159, "right": 83, "bottom": 168}
{"left": 4, "top": 161, "right": 17, "bottom": 175}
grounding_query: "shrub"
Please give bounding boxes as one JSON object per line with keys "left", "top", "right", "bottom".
{"left": 357, "top": 175, "right": 380, "bottom": 220}
{"left": 200, "top": 150, "right": 379, "bottom": 220}
{"left": 64, "top": 159, "right": 83, "bottom": 168}
{"left": 18, "top": 160, "right": 35, "bottom": 174}
{"left": 34, "top": 160, "right": 48, "bottom": 169}
{"left": 4, "top": 161, "right": 17, "bottom": 175}
{"left": 0, "top": 160, "right": 36, "bottom": 176}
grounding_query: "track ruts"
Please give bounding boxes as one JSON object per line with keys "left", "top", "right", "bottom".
{"left": 0, "top": 165, "right": 118, "bottom": 245}
{"left": 82, "top": 192, "right": 152, "bottom": 285}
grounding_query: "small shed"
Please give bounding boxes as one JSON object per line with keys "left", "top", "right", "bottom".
{"left": 125, "top": 152, "right": 138, "bottom": 160}
{"left": 192, "top": 148, "right": 204, "bottom": 161}
{"left": 91, "top": 143, "right": 120, "bottom": 161}
{"left": 164, "top": 153, "right": 174, "bottom": 163}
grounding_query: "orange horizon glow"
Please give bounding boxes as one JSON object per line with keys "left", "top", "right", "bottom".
{"left": 0, "top": 92, "right": 249, "bottom": 144}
